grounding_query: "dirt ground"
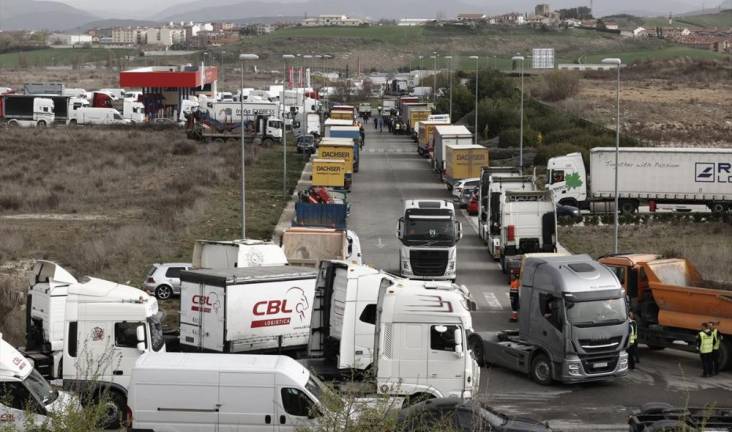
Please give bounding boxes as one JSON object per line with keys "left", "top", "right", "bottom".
{"left": 554, "top": 61, "right": 732, "bottom": 146}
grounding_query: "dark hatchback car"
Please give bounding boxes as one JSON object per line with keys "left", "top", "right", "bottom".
{"left": 397, "top": 398, "right": 551, "bottom": 432}
{"left": 296, "top": 134, "right": 317, "bottom": 153}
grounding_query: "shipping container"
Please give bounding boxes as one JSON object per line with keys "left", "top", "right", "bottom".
{"left": 293, "top": 202, "right": 347, "bottom": 229}
{"left": 445, "top": 144, "right": 490, "bottom": 184}
{"left": 312, "top": 158, "right": 346, "bottom": 187}
{"left": 432, "top": 125, "right": 473, "bottom": 175}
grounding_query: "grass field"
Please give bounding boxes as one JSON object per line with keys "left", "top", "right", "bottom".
{"left": 559, "top": 222, "right": 732, "bottom": 282}
{"left": 642, "top": 10, "right": 732, "bottom": 29}
{"left": 0, "top": 127, "right": 305, "bottom": 344}
{"left": 0, "top": 47, "right": 136, "bottom": 68}
{"left": 583, "top": 46, "right": 728, "bottom": 64}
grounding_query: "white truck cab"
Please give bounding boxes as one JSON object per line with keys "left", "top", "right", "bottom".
{"left": 123, "top": 98, "right": 145, "bottom": 123}
{"left": 547, "top": 152, "right": 587, "bottom": 208}
{"left": 1, "top": 334, "right": 76, "bottom": 429}
{"left": 485, "top": 175, "right": 536, "bottom": 258}
{"left": 397, "top": 200, "right": 462, "bottom": 281}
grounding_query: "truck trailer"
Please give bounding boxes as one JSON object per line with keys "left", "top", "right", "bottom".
{"left": 0, "top": 94, "right": 54, "bottom": 127}
{"left": 444, "top": 144, "right": 490, "bottom": 186}
{"left": 548, "top": 148, "right": 732, "bottom": 214}
{"left": 478, "top": 166, "right": 522, "bottom": 242}
{"left": 431, "top": 125, "right": 473, "bottom": 176}
{"left": 469, "top": 255, "right": 630, "bottom": 384}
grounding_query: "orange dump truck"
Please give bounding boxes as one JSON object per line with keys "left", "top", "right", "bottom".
{"left": 599, "top": 254, "right": 731, "bottom": 370}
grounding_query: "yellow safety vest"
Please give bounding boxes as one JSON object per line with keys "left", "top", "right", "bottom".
{"left": 699, "top": 331, "right": 714, "bottom": 354}
{"left": 629, "top": 321, "right": 638, "bottom": 345}
{"left": 712, "top": 329, "right": 721, "bottom": 350}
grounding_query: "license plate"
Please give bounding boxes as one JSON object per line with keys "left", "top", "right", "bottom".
{"left": 593, "top": 362, "right": 608, "bottom": 368}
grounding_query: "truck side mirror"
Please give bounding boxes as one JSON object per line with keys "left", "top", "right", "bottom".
{"left": 455, "top": 221, "right": 463, "bottom": 241}
{"left": 397, "top": 217, "right": 405, "bottom": 240}
{"left": 136, "top": 325, "right": 146, "bottom": 352}
{"left": 454, "top": 329, "right": 464, "bottom": 358}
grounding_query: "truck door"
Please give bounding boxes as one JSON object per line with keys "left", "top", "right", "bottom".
{"left": 275, "top": 385, "right": 318, "bottom": 432}
{"left": 427, "top": 325, "right": 463, "bottom": 396}
{"left": 109, "top": 320, "right": 147, "bottom": 390}
{"left": 198, "top": 285, "right": 225, "bottom": 352}
{"left": 218, "top": 372, "right": 275, "bottom": 432}
{"left": 535, "top": 292, "right": 565, "bottom": 361}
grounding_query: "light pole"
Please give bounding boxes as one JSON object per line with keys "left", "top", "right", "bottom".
{"left": 220, "top": 50, "right": 226, "bottom": 89}
{"left": 602, "top": 57, "right": 622, "bottom": 254}
{"left": 444, "top": 55, "right": 453, "bottom": 120}
{"left": 469, "top": 56, "right": 479, "bottom": 144}
{"left": 238, "top": 53, "right": 259, "bottom": 238}
{"left": 283, "top": 54, "right": 295, "bottom": 199}
{"left": 432, "top": 52, "right": 438, "bottom": 104}
{"left": 512, "top": 54, "right": 525, "bottom": 174}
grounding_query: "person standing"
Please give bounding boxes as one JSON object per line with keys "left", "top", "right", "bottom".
{"left": 711, "top": 321, "right": 722, "bottom": 376}
{"left": 627, "top": 312, "right": 639, "bottom": 370}
{"left": 509, "top": 271, "right": 520, "bottom": 322}
{"left": 697, "top": 323, "right": 715, "bottom": 377}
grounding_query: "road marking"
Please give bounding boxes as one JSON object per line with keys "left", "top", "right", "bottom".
{"left": 460, "top": 209, "right": 480, "bottom": 235}
{"left": 376, "top": 237, "right": 385, "bottom": 249}
{"left": 482, "top": 292, "right": 503, "bottom": 309}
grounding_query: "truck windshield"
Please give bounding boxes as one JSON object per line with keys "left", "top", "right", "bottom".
{"left": 404, "top": 218, "right": 456, "bottom": 246}
{"left": 565, "top": 298, "right": 627, "bottom": 327}
{"left": 269, "top": 120, "right": 283, "bottom": 129}
{"left": 305, "top": 374, "right": 338, "bottom": 408}
{"left": 25, "top": 369, "right": 58, "bottom": 406}
{"left": 147, "top": 312, "right": 165, "bottom": 352}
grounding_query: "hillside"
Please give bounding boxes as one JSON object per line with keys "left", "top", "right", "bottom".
{"left": 643, "top": 9, "right": 732, "bottom": 28}
{"left": 0, "top": 0, "right": 98, "bottom": 31}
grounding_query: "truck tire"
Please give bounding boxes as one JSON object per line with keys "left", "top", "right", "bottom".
{"left": 708, "top": 202, "right": 728, "bottom": 214}
{"left": 620, "top": 200, "right": 637, "bottom": 215}
{"left": 8, "top": 120, "right": 19, "bottom": 128}
{"left": 719, "top": 339, "right": 731, "bottom": 371}
{"left": 403, "top": 392, "right": 433, "bottom": 408}
{"left": 99, "top": 391, "right": 125, "bottom": 429}
{"left": 69, "top": 119, "right": 78, "bottom": 127}
{"left": 37, "top": 120, "right": 47, "bottom": 128}
{"left": 469, "top": 337, "right": 486, "bottom": 367}
{"left": 530, "top": 353, "right": 553, "bottom": 385}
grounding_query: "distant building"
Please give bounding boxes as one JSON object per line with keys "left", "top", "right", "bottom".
{"left": 497, "top": 13, "right": 526, "bottom": 25}
{"left": 112, "top": 27, "right": 144, "bottom": 45}
{"left": 535, "top": 4, "right": 551, "bottom": 16}
{"left": 301, "top": 15, "right": 365, "bottom": 26}
{"left": 603, "top": 21, "right": 619, "bottom": 30}
{"left": 456, "top": 13, "right": 486, "bottom": 22}
{"left": 633, "top": 26, "right": 648, "bottom": 37}
{"left": 563, "top": 18, "right": 582, "bottom": 27}
{"left": 47, "top": 33, "right": 92, "bottom": 46}
{"left": 398, "top": 18, "right": 436, "bottom": 26}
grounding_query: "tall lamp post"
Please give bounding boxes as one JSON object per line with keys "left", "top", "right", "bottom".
{"left": 512, "top": 54, "right": 525, "bottom": 174}
{"left": 469, "top": 56, "right": 479, "bottom": 144}
{"left": 603, "top": 57, "right": 622, "bottom": 254}
{"left": 444, "top": 55, "right": 453, "bottom": 120}
{"left": 238, "top": 53, "right": 259, "bottom": 238}
{"left": 283, "top": 54, "right": 295, "bottom": 199}
{"left": 431, "top": 52, "right": 438, "bottom": 104}
{"left": 220, "top": 50, "right": 226, "bottom": 88}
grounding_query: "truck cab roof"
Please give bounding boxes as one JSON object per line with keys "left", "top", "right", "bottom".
{"left": 71, "top": 277, "right": 154, "bottom": 303}
{"left": 29, "top": 260, "right": 77, "bottom": 296}
{"left": 522, "top": 255, "right": 623, "bottom": 299}
{"left": 403, "top": 199, "right": 455, "bottom": 212}
{"left": 180, "top": 265, "right": 317, "bottom": 286}
{"left": 379, "top": 285, "right": 472, "bottom": 327}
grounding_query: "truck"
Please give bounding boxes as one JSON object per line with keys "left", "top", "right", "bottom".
{"left": 306, "top": 260, "right": 479, "bottom": 402}
{"left": 491, "top": 190, "right": 557, "bottom": 273}
{"left": 178, "top": 266, "right": 319, "bottom": 354}
{"left": 483, "top": 175, "right": 537, "bottom": 258}
{"left": 69, "top": 107, "right": 131, "bottom": 125}
{"left": 417, "top": 120, "right": 450, "bottom": 157}
{"left": 397, "top": 199, "right": 462, "bottom": 281}
{"left": 311, "top": 158, "right": 346, "bottom": 188}
{"left": 431, "top": 125, "right": 473, "bottom": 176}
{"left": 185, "top": 109, "right": 283, "bottom": 144}
{"left": 478, "top": 166, "right": 522, "bottom": 242}
{"left": 469, "top": 255, "right": 630, "bottom": 385}
{"left": 444, "top": 144, "right": 490, "bottom": 187}
{"left": 0, "top": 94, "right": 54, "bottom": 127}
{"left": 281, "top": 227, "right": 362, "bottom": 268}
{"left": 23, "top": 260, "right": 168, "bottom": 427}
{"left": 303, "top": 112, "right": 321, "bottom": 137}
{"left": 293, "top": 202, "right": 348, "bottom": 229}
{"left": 599, "top": 254, "right": 732, "bottom": 370}
{"left": 122, "top": 98, "right": 145, "bottom": 123}
{"left": 330, "top": 106, "right": 356, "bottom": 121}
{"left": 548, "top": 148, "right": 732, "bottom": 214}
{"left": 23, "top": 82, "right": 63, "bottom": 95}
{"left": 358, "top": 102, "right": 372, "bottom": 119}
{"left": 318, "top": 139, "right": 356, "bottom": 184}
{"left": 401, "top": 103, "right": 431, "bottom": 134}
{"left": 326, "top": 127, "right": 361, "bottom": 172}
{"left": 192, "top": 239, "right": 288, "bottom": 269}
{"left": 1, "top": 334, "right": 76, "bottom": 429}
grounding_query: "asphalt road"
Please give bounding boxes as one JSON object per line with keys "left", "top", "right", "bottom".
{"left": 349, "top": 125, "right": 732, "bottom": 431}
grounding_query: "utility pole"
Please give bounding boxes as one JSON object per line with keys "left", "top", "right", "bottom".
{"left": 602, "top": 57, "right": 622, "bottom": 254}
{"left": 283, "top": 54, "right": 295, "bottom": 199}
{"left": 238, "top": 53, "right": 259, "bottom": 238}
{"left": 469, "top": 56, "right": 479, "bottom": 144}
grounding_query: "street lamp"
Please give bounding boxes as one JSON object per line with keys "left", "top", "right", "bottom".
{"left": 469, "top": 56, "right": 479, "bottom": 144}
{"left": 282, "top": 54, "right": 296, "bottom": 199}
{"left": 444, "top": 55, "right": 453, "bottom": 120}
{"left": 220, "top": 50, "right": 226, "bottom": 88}
{"left": 238, "top": 53, "right": 259, "bottom": 238}
{"left": 512, "top": 54, "right": 525, "bottom": 174}
{"left": 602, "top": 57, "right": 622, "bottom": 254}
{"left": 431, "top": 52, "right": 438, "bottom": 104}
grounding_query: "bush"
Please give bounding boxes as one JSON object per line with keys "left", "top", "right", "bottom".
{"left": 538, "top": 71, "right": 581, "bottom": 102}
{"left": 172, "top": 140, "right": 197, "bottom": 155}
{"left": 498, "top": 127, "right": 538, "bottom": 148}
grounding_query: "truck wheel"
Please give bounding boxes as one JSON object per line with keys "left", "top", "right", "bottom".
{"left": 719, "top": 340, "right": 731, "bottom": 371}
{"left": 262, "top": 137, "right": 274, "bottom": 146}
{"left": 620, "top": 200, "right": 637, "bottom": 215}
{"left": 69, "top": 119, "right": 78, "bottom": 127}
{"left": 99, "top": 391, "right": 125, "bottom": 429}
{"left": 403, "top": 393, "right": 433, "bottom": 408}
{"left": 530, "top": 353, "right": 553, "bottom": 385}
{"left": 8, "top": 120, "right": 19, "bottom": 128}
{"left": 708, "top": 202, "right": 728, "bottom": 214}
{"left": 469, "top": 337, "right": 485, "bottom": 367}
{"left": 37, "top": 120, "right": 47, "bottom": 128}
{"left": 155, "top": 285, "right": 173, "bottom": 300}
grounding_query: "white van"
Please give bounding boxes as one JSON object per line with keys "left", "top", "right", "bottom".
{"left": 70, "top": 107, "right": 131, "bottom": 125}
{"left": 126, "top": 353, "right": 330, "bottom": 431}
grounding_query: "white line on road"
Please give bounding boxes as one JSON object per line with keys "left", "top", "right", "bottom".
{"left": 483, "top": 292, "right": 503, "bottom": 310}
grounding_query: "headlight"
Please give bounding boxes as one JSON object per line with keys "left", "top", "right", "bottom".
{"left": 618, "top": 357, "right": 628, "bottom": 370}
{"left": 567, "top": 361, "right": 582, "bottom": 376}
{"left": 401, "top": 260, "right": 410, "bottom": 271}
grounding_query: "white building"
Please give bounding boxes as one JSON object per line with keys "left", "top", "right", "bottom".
{"left": 112, "top": 27, "right": 144, "bottom": 45}
{"left": 398, "top": 18, "right": 435, "bottom": 26}
{"left": 302, "top": 15, "right": 365, "bottom": 26}
{"left": 47, "top": 33, "right": 93, "bottom": 46}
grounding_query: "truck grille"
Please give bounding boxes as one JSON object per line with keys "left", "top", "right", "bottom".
{"left": 410, "top": 250, "right": 448, "bottom": 276}
{"left": 580, "top": 355, "right": 618, "bottom": 374}
{"left": 578, "top": 336, "right": 622, "bottom": 353}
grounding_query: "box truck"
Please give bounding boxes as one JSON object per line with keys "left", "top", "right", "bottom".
{"left": 280, "top": 227, "right": 362, "bottom": 268}
{"left": 469, "top": 255, "right": 630, "bottom": 385}
{"left": 417, "top": 120, "right": 450, "bottom": 157}
{"left": 600, "top": 254, "right": 732, "bottom": 370}
{"left": 397, "top": 200, "right": 462, "bottom": 281}
{"left": 483, "top": 175, "right": 537, "bottom": 258}
{"left": 323, "top": 118, "right": 353, "bottom": 136}
{"left": 317, "top": 139, "right": 356, "bottom": 185}
{"left": 444, "top": 144, "right": 490, "bottom": 186}
{"left": 126, "top": 352, "right": 331, "bottom": 432}
{"left": 431, "top": 125, "right": 473, "bottom": 176}
{"left": 192, "top": 239, "right": 288, "bottom": 269}
{"left": 548, "top": 148, "right": 732, "bottom": 214}
{"left": 312, "top": 158, "right": 346, "bottom": 188}
{"left": 178, "top": 266, "right": 319, "bottom": 354}
{"left": 478, "top": 167, "right": 522, "bottom": 242}
{"left": 0, "top": 94, "right": 54, "bottom": 127}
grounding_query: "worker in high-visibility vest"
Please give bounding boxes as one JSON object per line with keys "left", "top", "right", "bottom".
{"left": 509, "top": 271, "right": 520, "bottom": 322}
{"left": 697, "top": 322, "right": 715, "bottom": 377}
{"left": 627, "top": 312, "right": 639, "bottom": 370}
{"left": 710, "top": 321, "right": 722, "bottom": 376}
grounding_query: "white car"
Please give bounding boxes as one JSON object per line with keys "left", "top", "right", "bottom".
{"left": 451, "top": 178, "right": 480, "bottom": 199}
{"left": 143, "top": 263, "right": 192, "bottom": 300}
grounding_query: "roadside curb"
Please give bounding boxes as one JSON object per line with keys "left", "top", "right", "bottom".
{"left": 271, "top": 161, "right": 312, "bottom": 245}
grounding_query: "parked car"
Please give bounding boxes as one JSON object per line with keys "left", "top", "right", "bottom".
{"left": 296, "top": 134, "right": 317, "bottom": 154}
{"left": 459, "top": 186, "right": 477, "bottom": 209}
{"left": 143, "top": 262, "right": 192, "bottom": 300}
{"left": 556, "top": 204, "right": 582, "bottom": 223}
{"left": 467, "top": 191, "right": 479, "bottom": 216}
{"left": 451, "top": 178, "right": 480, "bottom": 197}
{"left": 397, "top": 398, "right": 551, "bottom": 432}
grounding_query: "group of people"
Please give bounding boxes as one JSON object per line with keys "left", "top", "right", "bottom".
{"left": 626, "top": 314, "right": 723, "bottom": 376}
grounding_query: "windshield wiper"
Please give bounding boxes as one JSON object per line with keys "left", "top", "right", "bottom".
{"left": 572, "top": 321, "right": 596, "bottom": 327}
{"left": 594, "top": 318, "right": 626, "bottom": 325}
